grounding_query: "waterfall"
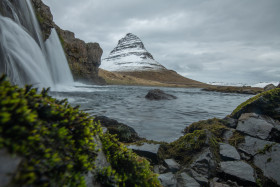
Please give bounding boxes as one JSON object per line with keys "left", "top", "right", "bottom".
{"left": 45, "top": 29, "right": 74, "bottom": 85}
{"left": 0, "top": 0, "right": 74, "bottom": 88}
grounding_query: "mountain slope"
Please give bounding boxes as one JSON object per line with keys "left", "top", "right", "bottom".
{"left": 101, "top": 33, "right": 165, "bottom": 72}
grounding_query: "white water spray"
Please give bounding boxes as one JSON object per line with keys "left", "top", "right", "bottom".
{"left": 0, "top": 0, "right": 74, "bottom": 88}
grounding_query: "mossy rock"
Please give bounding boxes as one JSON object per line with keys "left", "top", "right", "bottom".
{"left": 231, "top": 88, "right": 280, "bottom": 120}
{"left": 0, "top": 75, "right": 160, "bottom": 186}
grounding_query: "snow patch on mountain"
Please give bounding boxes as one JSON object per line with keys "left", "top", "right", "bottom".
{"left": 101, "top": 33, "right": 166, "bottom": 72}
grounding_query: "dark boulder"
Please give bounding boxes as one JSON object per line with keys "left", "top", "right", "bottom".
{"left": 94, "top": 116, "right": 142, "bottom": 142}
{"left": 145, "top": 89, "right": 177, "bottom": 100}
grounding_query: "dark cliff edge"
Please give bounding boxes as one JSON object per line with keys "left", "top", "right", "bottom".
{"left": 31, "top": 0, "right": 105, "bottom": 84}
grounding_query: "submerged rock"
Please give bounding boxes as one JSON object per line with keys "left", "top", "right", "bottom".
{"left": 145, "top": 89, "right": 177, "bottom": 100}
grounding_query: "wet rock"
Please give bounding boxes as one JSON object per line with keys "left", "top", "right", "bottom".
{"left": 238, "top": 136, "right": 274, "bottom": 156}
{"left": 222, "top": 129, "right": 234, "bottom": 143}
{"left": 145, "top": 89, "right": 177, "bottom": 100}
{"left": 127, "top": 143, "right": 160, "bottom": 164}
{"left": 264, "top": 84, "right": 276, "bottom": 91}
{"left": 188, "top": 169, "right": 209, "bottom": 186}
{"left": 163, "top": 159, "right": 180, "bottom": 173}
{"left": 153, "top": 165, "right": 168, "bottom": 174}
{"left": 191, "top": 148, "right": 217, "bottom": 178}
{"left": 220, "top": 161, "right": 255, "bottom": 185}
{"left": 236, "top": 113, "right": 275, "bottom": 140}
{"left": 177, "top": 172, "right": 200, "bottom": 187}
{"left": 158, "top": 172, "right": 177, "bottom": 187}
{"left": 0, "top": 149, "right": 22, "bottom": 186}
{"left": 94, "top": 116, "right": 141, "bottom": 142}
{"left": 219, "top": 143, "right": 240, "bottom": 161}
{"left": 254, "top": 143, "right": 280, "bottom": 185}
{"left": 223, "top": 117, "right": 237, "bottom": 128}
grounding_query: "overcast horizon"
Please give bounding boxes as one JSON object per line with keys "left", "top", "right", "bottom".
{"left": 42, "top": 0, "right": 280, "bottom": 84}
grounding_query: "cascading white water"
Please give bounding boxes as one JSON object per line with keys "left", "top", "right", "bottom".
{"left": 0, "top": 0, "right": 74, "bottom": 88}
{"left": 0, "top": 16, "right": 54, "bottom": 87}
{"left": 45, "top": 29, "right": 74, "bottom": 85}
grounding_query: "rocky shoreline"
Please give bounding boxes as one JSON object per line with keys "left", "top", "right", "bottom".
{"left": 96, "top": 88, "right": 280, "bottom": 186}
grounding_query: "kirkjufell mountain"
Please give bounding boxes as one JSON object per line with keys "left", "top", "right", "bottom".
{"left": 100, "top": 33, "right": 207, "bottom": 87}
{"left": 101, "top": 33, "right": 166, "bottom": 71}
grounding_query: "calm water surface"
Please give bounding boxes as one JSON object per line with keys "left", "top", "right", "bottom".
{"left": 51, "top": 85, "right": 251, "bottom": 142}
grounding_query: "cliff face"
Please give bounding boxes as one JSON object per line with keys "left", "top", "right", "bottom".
{"left": 31, "top": 0, "right": 105, "bottom": 84}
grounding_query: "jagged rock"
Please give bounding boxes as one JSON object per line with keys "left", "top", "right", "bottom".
{"left": 222, "top": 129, "right": 234, "bottom": 143}
{"left": 127, "top": 143, "right": 160, "bottom": 164}
{"left": 154, "top": 165, "right": 168, "bottom": 174}
{"left": 188, "top": 169, "right": 209, "bottom": 186}
{"left": 219, "top": 143, "right": 240, "bottom": 161}
{"left": 236, "top": 113, "right": 277, "bottom": 140}
{"left": 223, "top": 117, "right": 237, "bottom": 128}
{"left": 145, "top": 89, "right": 177, "bottom": 100}
{"left": 94, "top": 116, "right": 141, "bottom": 142}
{"left": 254, "top": 143, "right": 280, "bottom": 185}
{"left": 264, "top": 84, "right": 276, "bottom": 91}
{"left": 220, "top": 161, "right": 255, "bottom": 185}
{"left": 101, "top": 33, "right": 166, "bottom": 72}
{"left": 31, "top": 0, "right": 54, "bottom": 40}
{"left": 163, "top": 159, "right": 180, "bottom": 173}
{"left": 210, "top": 180, "right": 231, "bottom": 187}
{"left": 177, "top": 172, "right": 200, "bottom": 187}
{"left": 191, "top": 148, "right": 217, "bottom": 178}
{"left": 158, "top": 172, "right": 177, "bottom": 187}
{"left": 0, "top": 149, "right": 22, "bottom": 186}
{"left": 238, "top": 136, "right": 274, "bottom": 156}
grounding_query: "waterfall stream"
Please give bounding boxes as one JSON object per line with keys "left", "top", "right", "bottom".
{"left": 0, "top": 0, "right": 74, "bottom": 88}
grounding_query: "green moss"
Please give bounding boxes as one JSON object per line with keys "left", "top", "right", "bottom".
{"left": 184, "top": 118, "right": 228, "bottom": 141}
{"left": 0, "top": 75, "right": 160, "bottom": 186}
{"left": 257, "top": 143, "right": 276, "bottom": 155}
{"left": 228, "top": 131, "right": 245, "bottom": 147}
{"left": 98, "top": 133, "right": 161, "bottom": 186}
{"left": 231, "top": 88, "right": 280, "bottom": 118}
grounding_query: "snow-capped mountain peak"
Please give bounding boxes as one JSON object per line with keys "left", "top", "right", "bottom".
{"left": 101, "top": 33, "right": 166, "bottom": 72}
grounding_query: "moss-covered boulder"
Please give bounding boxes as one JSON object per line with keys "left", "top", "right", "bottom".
{"left": 231, "top": 88, "right": 280, "bottom": 120}
{"left": 0, "top": 75, "right": 160, "bottom": 186}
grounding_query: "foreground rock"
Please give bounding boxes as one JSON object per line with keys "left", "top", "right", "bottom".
{"left": 127, "top": 143, "right": 160, "bottom": 164}
{"left": 145, "top": 89, "right": 177, "bottom": 100}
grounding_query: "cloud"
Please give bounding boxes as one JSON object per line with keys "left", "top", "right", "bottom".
{"left": 42, "top": 0, "right": 280, "bottom": 84}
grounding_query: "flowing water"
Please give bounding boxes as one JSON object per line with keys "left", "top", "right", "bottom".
{"left": 51, "top": 86, "right": 251, "bottom": 142}
{"left": 0, "top": 0, "right": 74, "bottom": 88}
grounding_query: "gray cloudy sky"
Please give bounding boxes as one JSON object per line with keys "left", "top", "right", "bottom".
{"left": 42, "top": 0, "right": 280, "bottom": 84}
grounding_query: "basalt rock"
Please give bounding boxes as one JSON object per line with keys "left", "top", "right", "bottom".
{"left": 264, "top": 84, "right": 276, "bottom": 91}
{"left": 145, "top": 89, "right": 177, "bottom": 100}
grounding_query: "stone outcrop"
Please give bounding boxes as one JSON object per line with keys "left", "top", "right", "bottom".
{"left": 31, "top": 0, "right": 105, "bottom": 84}
{"left": 145, "top": 89, "right": 177, "bottom": 100}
